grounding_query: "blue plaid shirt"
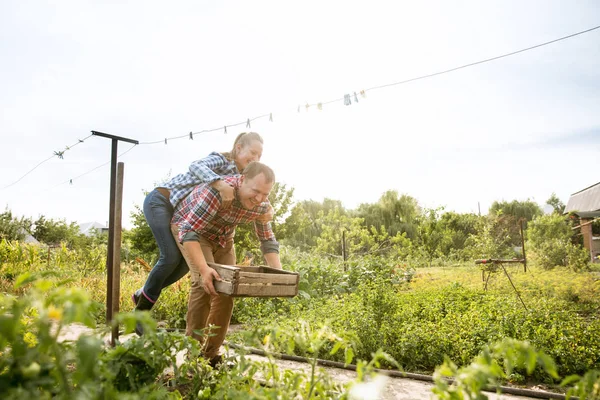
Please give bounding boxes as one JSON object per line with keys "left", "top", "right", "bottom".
{"left": 161, "top": 152, "right": 239, "bottom": 207}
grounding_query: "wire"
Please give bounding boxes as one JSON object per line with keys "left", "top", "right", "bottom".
{"left": 2, "top": 134, "right": 94, "bottom": 190}
{"left": 5, "top": 24, "right": 600, "bottom": 190}
{"left": 362, "top": 24, "right": 600, "bottom": 94}
{"left": 45, "top": 143, "right": 138, "bottom": 191}
{"left": 137, "top": 114, "right": 271, "bottom": 145}
{"left": 135, "top": 24, "right": 600, "bottom": 145}
{"left": 306, "top": 24, "right": 600, "bottom": 106}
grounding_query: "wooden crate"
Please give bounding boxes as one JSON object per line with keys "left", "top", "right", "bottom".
{"left": 207, "top": 262, "right": 299, "bottom": 297}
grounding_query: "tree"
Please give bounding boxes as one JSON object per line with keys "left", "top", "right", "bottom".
{"left": 355, "top": 191, "right": 420, "bottom": 239}
{"left": 488, "top": 199, "right": 542, "bottom": 247}
{"left": 489, "top": 199, "right": 542, "bottom": 222}
{"left": 414, "top": 208, "right": 455, "bottom": 265}
{"left": 0, "top": 208, "right": 31, "bottom": 241}
{"left": 438, "top": 211, "right": 480, "bottom": 252}
{"left": 125, "top": 204, "right": 158, "bottom": 262}
{"left": 32, "top": 215, "right": 84, "bottom": 247}
{"left": 282, "top": 198, "right": 347, "bottom": 250}
{"left": 527, "top": 214, "right": 589, "bottom": 270}
{"left": 546, "top": 193, "right": 566, "bottom": 215}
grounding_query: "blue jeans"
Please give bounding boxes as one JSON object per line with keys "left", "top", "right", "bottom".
{"left": 141, "top": 189, "right": 189, "bottom": 303}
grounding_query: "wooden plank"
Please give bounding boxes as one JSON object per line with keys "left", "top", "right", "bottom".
{"left": 233, "top": 284, "right": 298, "bottom": 297}
{"left": 240, "top": 266, "right": 298, "bottom": 275}
{"left": 238, "top": 271, "right": 298, "bottom": 285}
{"left": 214, "top": 280, "right": 235, "bottom": 295}
{"left": 207, "top": 262, "right": 238, "bottom": 281}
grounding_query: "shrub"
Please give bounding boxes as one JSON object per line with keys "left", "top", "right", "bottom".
{"left": 528, "top": 214, "right": 590, "bottom": 270}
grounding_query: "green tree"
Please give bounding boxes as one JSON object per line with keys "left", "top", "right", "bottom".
{"left": 0, "top": 208, "right": 31, "bottom": 241}
{"left": 125, "top": 204, "right": 158, "bottom": 263}
{"left": 438, "top": 211, "right": 480, "bottom": 252}
{"left": 463, "top": 216, "right": 516, "bottom": 260}
{"left": 488, "top": 199, "right": 542, "bottom": 247}
{"left": 355, "top": 191, "right": 420, "bottom": 239}
{"left": 527, "top": 214, "right": 589, "bottom": 270}
{"left": 32, "top": 215, "right": 85, "bottom": 247}
{"left": 546, "top": 192, "right": 566, "bottom": 215}
{"left": 414, "top": 208, "right": 454, "bottom": 266}
{"left": 283, "top": 198, "right": 347, "bottom": 250}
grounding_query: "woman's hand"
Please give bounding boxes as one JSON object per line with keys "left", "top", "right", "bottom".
{"left": 211, "top": 180, "right": 235, "bottom": 209}
{"left": 257, "top": 203, "right": 274, "bottom": 223}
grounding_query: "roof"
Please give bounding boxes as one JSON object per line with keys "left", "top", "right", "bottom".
{"left": 18, "top": 227, "right": 40, "bottom": 245}
{"left": 78, "top": 221, "right": 108, "bottom": 236}
{"left": 565, "top": 181, "right": 600, "bottom": 218}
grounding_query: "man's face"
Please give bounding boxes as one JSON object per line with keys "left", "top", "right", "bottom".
{"left": 238, "top": 172, "right": 273, "bottom": 210}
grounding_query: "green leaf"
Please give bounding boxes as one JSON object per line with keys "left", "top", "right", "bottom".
{"left": 14, "top": 272, "right": 35, "bottom": 289}
{"left": 560, "top": 374, "right": 581, "bottom": 387}
{"left": 345, "top": 347, "right": 354, "bottom": 365}
{"left": 330, "top": 341, "right": 343, "bottom": 356}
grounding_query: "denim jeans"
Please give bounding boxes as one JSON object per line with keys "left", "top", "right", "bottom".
{"left": 141, "top": 189, "right": 189, "bottom": 303}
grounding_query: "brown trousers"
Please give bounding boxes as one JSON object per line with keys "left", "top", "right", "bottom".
{"left": 171, "top": 225, "right": 235, "bottom": 358}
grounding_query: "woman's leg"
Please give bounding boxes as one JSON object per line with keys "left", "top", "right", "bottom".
{"left": 160, "top": 257, "right": 190, "bottom": 289}
{"left": 138, "top": 189, "right": 182, "bottom": 304}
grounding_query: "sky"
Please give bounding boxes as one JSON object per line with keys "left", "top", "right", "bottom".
{"left": 1, "top": 0, "right": 599, "bottom": 229}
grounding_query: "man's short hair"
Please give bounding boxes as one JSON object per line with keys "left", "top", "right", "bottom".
{"left": 243, "top": 161, "right": 275, "bottom": 183}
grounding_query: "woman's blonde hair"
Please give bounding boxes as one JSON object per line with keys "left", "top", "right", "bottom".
{"left": 222, "top": 132, "right": 263, "bottom": 161}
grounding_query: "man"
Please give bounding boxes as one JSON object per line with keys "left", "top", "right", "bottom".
{"left": 170, "top": 161, "right": 281, "bottom": 366}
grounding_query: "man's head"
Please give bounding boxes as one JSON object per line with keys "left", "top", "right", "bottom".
{"left": 238, "top": 162, "right": 275, "bottom": 210}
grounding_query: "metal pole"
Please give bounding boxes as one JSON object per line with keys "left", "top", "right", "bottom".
{"left": 111, "top": 162, "right": 124, "bottom": 345}
{"left": 500, "top": 263, "right": 528, "bottom": 311}
{"left": 342, "top": 230, "right": 347, "bottom": 271}
{"left": 91, "top": 131, "right": 138, "bottom": 345}
{"left": 106, "top": 139, "right": 118, "bottom": 331}
{"left": 520, "top": 220, "right": 527, "bottom": 273}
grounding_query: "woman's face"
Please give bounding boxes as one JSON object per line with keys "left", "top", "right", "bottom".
{"left": 235, "top": 139, "right": 263, "bottom": 171}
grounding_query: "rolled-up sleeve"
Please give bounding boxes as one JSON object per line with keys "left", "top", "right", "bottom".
{"left": 254, "top": 220, "right": 279, "bottom": 254}
{"left": 260, "top": 239, "right": 280, "bottom": 254}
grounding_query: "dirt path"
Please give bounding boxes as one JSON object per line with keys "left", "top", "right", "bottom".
{"left": 57, "top": 323, "right": 550, "bottom": 400}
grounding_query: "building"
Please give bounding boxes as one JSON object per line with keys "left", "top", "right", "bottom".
{"left": 564, "top": 182, "right": 600, "bottom": 262}
{"left": 78, "top": 221, "right": 109, "bottom": 237}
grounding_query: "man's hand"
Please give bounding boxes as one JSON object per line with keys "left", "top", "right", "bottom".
{"left": 256, "top": 203, "right": 274, "bottom": 223}
{"left": 211, "top": 180, "right": 235, "bottom": 209}
{"left": 200, "top": 266, "right": 222, "bottom": 296}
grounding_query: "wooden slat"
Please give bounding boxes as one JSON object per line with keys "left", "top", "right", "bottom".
{"left": 240, "top": 266, "right": 298, "bottom": 275}
{"left": 214, "top": 280, "right": 235, "bottom": 295}
{"left": 238, "top": 271, "right": 298, "bottom": 285}
{"left": 207, "top": 262, "right": 238, "bottom": 281}
{"left": 234, "top": 284, "right": 298, "bottom": 297}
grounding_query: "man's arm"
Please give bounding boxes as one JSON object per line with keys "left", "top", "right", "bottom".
{"left": 182, "top": 239, "right": 221, "bottom": 296}
{"left": 263, "top": 252, "right": 282, "bottom": 269}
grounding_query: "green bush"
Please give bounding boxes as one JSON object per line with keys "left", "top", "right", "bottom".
{"left": 528, "top": 214, "right": 590, "bottom": 270}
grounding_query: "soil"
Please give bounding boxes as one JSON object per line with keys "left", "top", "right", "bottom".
{"left": 57, "top": 323, "right": 551, "bottom": 400}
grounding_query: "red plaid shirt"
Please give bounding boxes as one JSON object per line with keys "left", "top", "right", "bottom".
{"left": 172, "top": 175, "right": 276, "bottom": 247}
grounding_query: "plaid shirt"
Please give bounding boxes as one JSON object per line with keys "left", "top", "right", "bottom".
{"left": 172, "top": 175, "right": 276, "bottom": 248}
{"left": 161, "top": 152, "right": 239, "bottom": 207}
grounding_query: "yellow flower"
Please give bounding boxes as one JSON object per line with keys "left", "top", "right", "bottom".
{"left": 47, "top": 305, "right": 62, "bottom": 321}
{"left": 23, "top": 332, "right": 38, "bottom": 348}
